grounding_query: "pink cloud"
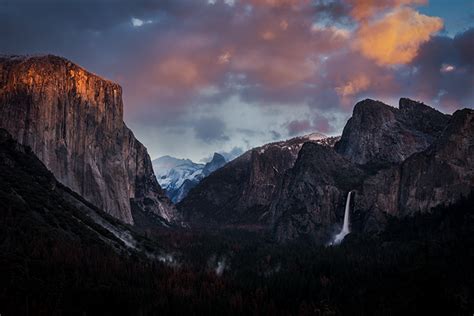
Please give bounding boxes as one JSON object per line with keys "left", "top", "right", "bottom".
{"left": 117, "top": 0, "right": 465, "bottom": 120}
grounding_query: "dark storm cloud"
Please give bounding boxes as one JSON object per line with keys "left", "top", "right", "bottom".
{"left": 0, "top": 0, "right": 208, "bottom": 76}
{"left": 401, "top": 28, "right": 474, "bottom": 110}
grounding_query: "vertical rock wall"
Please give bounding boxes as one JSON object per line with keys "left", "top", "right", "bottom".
{"left": 0, "top": 55, "right": 175, "bottom": 224}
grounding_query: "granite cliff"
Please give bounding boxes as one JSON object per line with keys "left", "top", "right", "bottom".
{"left": 334, "top": 98, "right": 450, "bottom": 166}
{"left": 271, "top": 142, "right": 364, "bottom": 242}
{"left": 0, "top": 55, "right": 175, "bottom": 224}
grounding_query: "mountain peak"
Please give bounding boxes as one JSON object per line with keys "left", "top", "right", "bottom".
{"left": 398, "top": 97, "right": 451, "bottom": 136}
{"left": 399, "top": 97, "right": 427, "bottom": 109}
{"left": 335, "top": 98, "right": 451, "bottom": 165}
{"left": 399, "top": 97, "right": 445, "bottom": 116}
{"left": 352, "top": 99, "right": 396, "bottom": 119}
{"left": 203, "top": 153, "right": 227, "bottom": 175}
{"left": 210, "top": 152, "right": 226, "bottom": 163}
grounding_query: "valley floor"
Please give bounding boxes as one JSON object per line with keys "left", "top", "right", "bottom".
{"left": 1, "top": 190, "right": 473, "bottom": 315}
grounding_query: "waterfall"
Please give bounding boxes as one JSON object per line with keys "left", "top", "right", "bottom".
{"left": 331, "top": 191, "right": 352, "bottom": 245}
{"left": 215, "top": 258, "right": 226, "bottom": 276}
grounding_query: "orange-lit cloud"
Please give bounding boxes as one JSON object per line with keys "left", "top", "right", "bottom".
{"left": 355, "top": 7, "right": 443, "bottom": 65}
{"left": 218, "top": 51, "right": 232, "bottom": 64}
{"left": 121, "top": 0, "right": 447, "bottom": 111}
{"left": 261, "top": 30, "right": 277, "bottom": 40}
{"left": 121, "top": 0, "right": 448, "bottom": 113}
{"left": 348, "top": 0, "right": 427, "bottom": 21}
{"left": 335, "top": 74, "right": 371, "bottom": 97}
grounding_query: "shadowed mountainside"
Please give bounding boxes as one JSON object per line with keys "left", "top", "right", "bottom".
{"left": 178, "top": 133, "right": 339, "bottom": 227}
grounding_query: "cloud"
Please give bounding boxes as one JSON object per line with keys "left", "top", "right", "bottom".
{"left": 313, "top": 115, "right": 332, "bottom": 134}
{"left": 270, "top": 130, "right": 282, "bottom": 140}
{"left": 220, "top": 146, "right": 244, "bottom": 161}
{"left": 155, "top": 57, "right": 205, "bottom": 88}
{"left": 244, "top": 0, "right": 309, "bottom": 8}
{"left": 286, "top": 115, "right": 331, "bottom": 136}
{"left": 402, "top": 27, "right": 474, "bottom": 111}
{"left": 355, "top": 7, "right": 443, "bottom": 65}
{"left": 1, "top": 0, "right": 470, "bottom": 161}
{"left": 193, "top": 117, "right": 230, "bottom": 143}
{"left": 335, "top": 74, "right": 371, "bottom": 97}
{"left": 131, "top": 17, "right": 153, "bottom": 27}
{"left": 113, "top": 0, "right": 352, "bottom": 112}
{"left": 440, "top": 64, "right": 455, "bottom": 73}
{"left": 347, "top": 0, "right": 427, "bottom": 21}
{"left": 287, "top": 119, "right": 312, "bottom": 136}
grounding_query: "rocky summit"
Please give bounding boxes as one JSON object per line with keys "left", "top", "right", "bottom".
{"left": 0, "top": 55, "right": 176, "bottom": 224}
{"left": 334, "top": 98, "right": 450, "bottom": 166}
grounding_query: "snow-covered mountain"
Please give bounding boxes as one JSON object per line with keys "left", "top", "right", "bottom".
{"left": 153, "top": 153, "right": 227, "bottom": 203}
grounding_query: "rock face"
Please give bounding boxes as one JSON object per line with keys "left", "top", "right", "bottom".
{"left": 178, "top": 133, "right": 339, "bottom": 226}
{"left": 0, "top": 55, "right": 175, "bottom": 224}
{"left": 203, "top": 153, "right": 226, "bottom": 175}
{"left": 335, "top": 98, "right": 450, "bottom": 166}
{"left": 0, "top": 127, "right": 151, "bottom": 253}
{"left": 272, "top": 99, "right": 473, "bottom": 243}
{"left": 271, "top": 143, "right": 364, "bottom": 242}
{"left": 397, "top": 108, "right": 474, "bottom": 215}
{"left": 356, "top": 107, "right": 473, "bottom": 223}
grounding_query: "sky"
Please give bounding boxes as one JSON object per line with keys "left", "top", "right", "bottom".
{"left": 1, "top": 0, "right": 473, "bottom": 162}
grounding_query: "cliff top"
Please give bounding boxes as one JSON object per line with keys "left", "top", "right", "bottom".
{"left": 0, "top": 54, "right": 121, "bottom": 90}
